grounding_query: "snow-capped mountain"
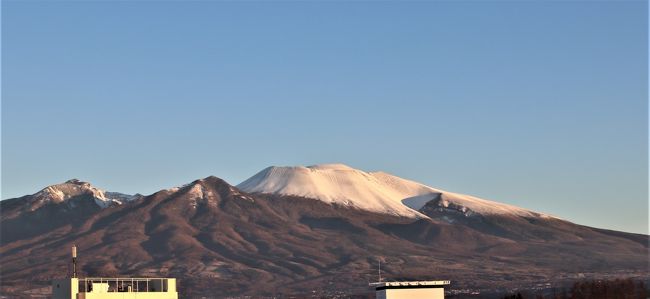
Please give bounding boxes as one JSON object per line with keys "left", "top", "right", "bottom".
{"left": 0, "top": 179, "right": 140, "bottom": 244}
{"left": 21, "top": 179, "right": 137, "bottom": 211}
{"left": 2, "top": 173, "right": 647, "bottom": 298}
{"left": 237, "top": 163, "right": 552, "bottom": 219}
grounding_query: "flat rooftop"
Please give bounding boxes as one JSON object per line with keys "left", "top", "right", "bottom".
{"left": 369, "top": 280, "right": 451, "bottom": 288}
{"left": 57, "top": 277, "right": 176, "bottom": 283}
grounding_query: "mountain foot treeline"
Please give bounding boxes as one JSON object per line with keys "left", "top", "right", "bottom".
{"left": 500, "top": 279, "right": 648, "bottom": 299}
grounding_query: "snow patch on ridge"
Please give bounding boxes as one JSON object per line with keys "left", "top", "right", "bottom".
{"left": 31, "top": 179, "right": 135, "bottom": 209}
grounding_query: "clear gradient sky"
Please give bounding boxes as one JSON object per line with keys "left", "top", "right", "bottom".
{"left": 2, "top": 1, "right": 648, "bottom": 234}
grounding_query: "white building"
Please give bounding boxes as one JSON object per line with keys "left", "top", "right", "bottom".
{"left": 369, "top": 280, "right": 450, "bottom": 299}
{"left": 52, "top": 277, "right": 178, "bottom": 299}
{"left": 52, "top": 246, "right": 178, "bottom": 299}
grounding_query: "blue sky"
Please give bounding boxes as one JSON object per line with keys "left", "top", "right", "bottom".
{"left": 2, "top": 1, "right": 647, "bottom": 234}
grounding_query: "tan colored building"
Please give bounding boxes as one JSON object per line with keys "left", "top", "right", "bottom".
{"left": 369, "top": 280, "right": 450, "bottom": 299}
{"left": 52, "top": 277, "right": 178, "bottom": 299}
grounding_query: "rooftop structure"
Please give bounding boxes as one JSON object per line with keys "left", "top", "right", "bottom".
{"left": 369, "top": 280, "right": 451, "bottom": 299}
{"left": 53, "top": 277, "right": 178, "bottom": 299}
{"left": 52, "top": 246, "right": 178, "bottom": 299}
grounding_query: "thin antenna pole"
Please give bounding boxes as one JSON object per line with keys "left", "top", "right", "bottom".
{"left": 72, "top": 244, "right": 77, "bottom": 278}
{"left": 378, "top": 259, "right": 382, "bottom": 282}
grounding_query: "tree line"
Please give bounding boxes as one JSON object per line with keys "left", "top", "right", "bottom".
{"left": 502, "top": 278, "right": 648, "bottom": 299}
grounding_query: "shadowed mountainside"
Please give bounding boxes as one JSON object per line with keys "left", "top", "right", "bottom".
{"left": 1, "top": 176, "right": 648, "bottom": 298}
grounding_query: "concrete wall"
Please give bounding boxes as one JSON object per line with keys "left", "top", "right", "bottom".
{"left": 377, "top": 288, "right": 444, "bottom": 299}
{"left": 77, "top": 292, "right": 178, "bottom": 299}
{"left": 51, "top": 278, "right": 177, "bottom": 299}
{"left": 52, "top": 278, "right": 78, "bottom": 299}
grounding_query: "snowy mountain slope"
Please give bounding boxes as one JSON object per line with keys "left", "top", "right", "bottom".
{"left": 15, "top": 179, "right": 137, "bottom": 212}
{"left": 237, "top": 164, "right": 426, "bottom": 218}
{"left": 237, "top": 164, "right": 553, "bottom": 219}
{"left": 3, "top": 175, "right": 647, "bottom": 298}
{"left": 0, "top": 179, "right": 140, "bottom": 243}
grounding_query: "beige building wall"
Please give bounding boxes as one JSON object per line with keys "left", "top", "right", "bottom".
{"left": 52, "top": 278, "right": 79, "bottom": 299}
{"left": 77, "top": 292, "right": 178, "bottom": 299}
{"left": 52, "top": 278, "right": 178, "bottom": 299}
{"left": 377, "top": 288, "right": 444, "bottom": 299}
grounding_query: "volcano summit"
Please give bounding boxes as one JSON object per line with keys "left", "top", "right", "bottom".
{"left": 1, "top": 164, "right": 647, "bottom": 298}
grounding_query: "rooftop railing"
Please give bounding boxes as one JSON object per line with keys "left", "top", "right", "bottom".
{"left": 78, "top": 277, "right": 174, "bottom": 293}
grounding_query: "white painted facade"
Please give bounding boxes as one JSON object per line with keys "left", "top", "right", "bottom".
{"left": 370, "top": 280, "right": 450, "bottom": 299}
{"left": 52, "top": 277, "right": 178, "bottom": 299}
